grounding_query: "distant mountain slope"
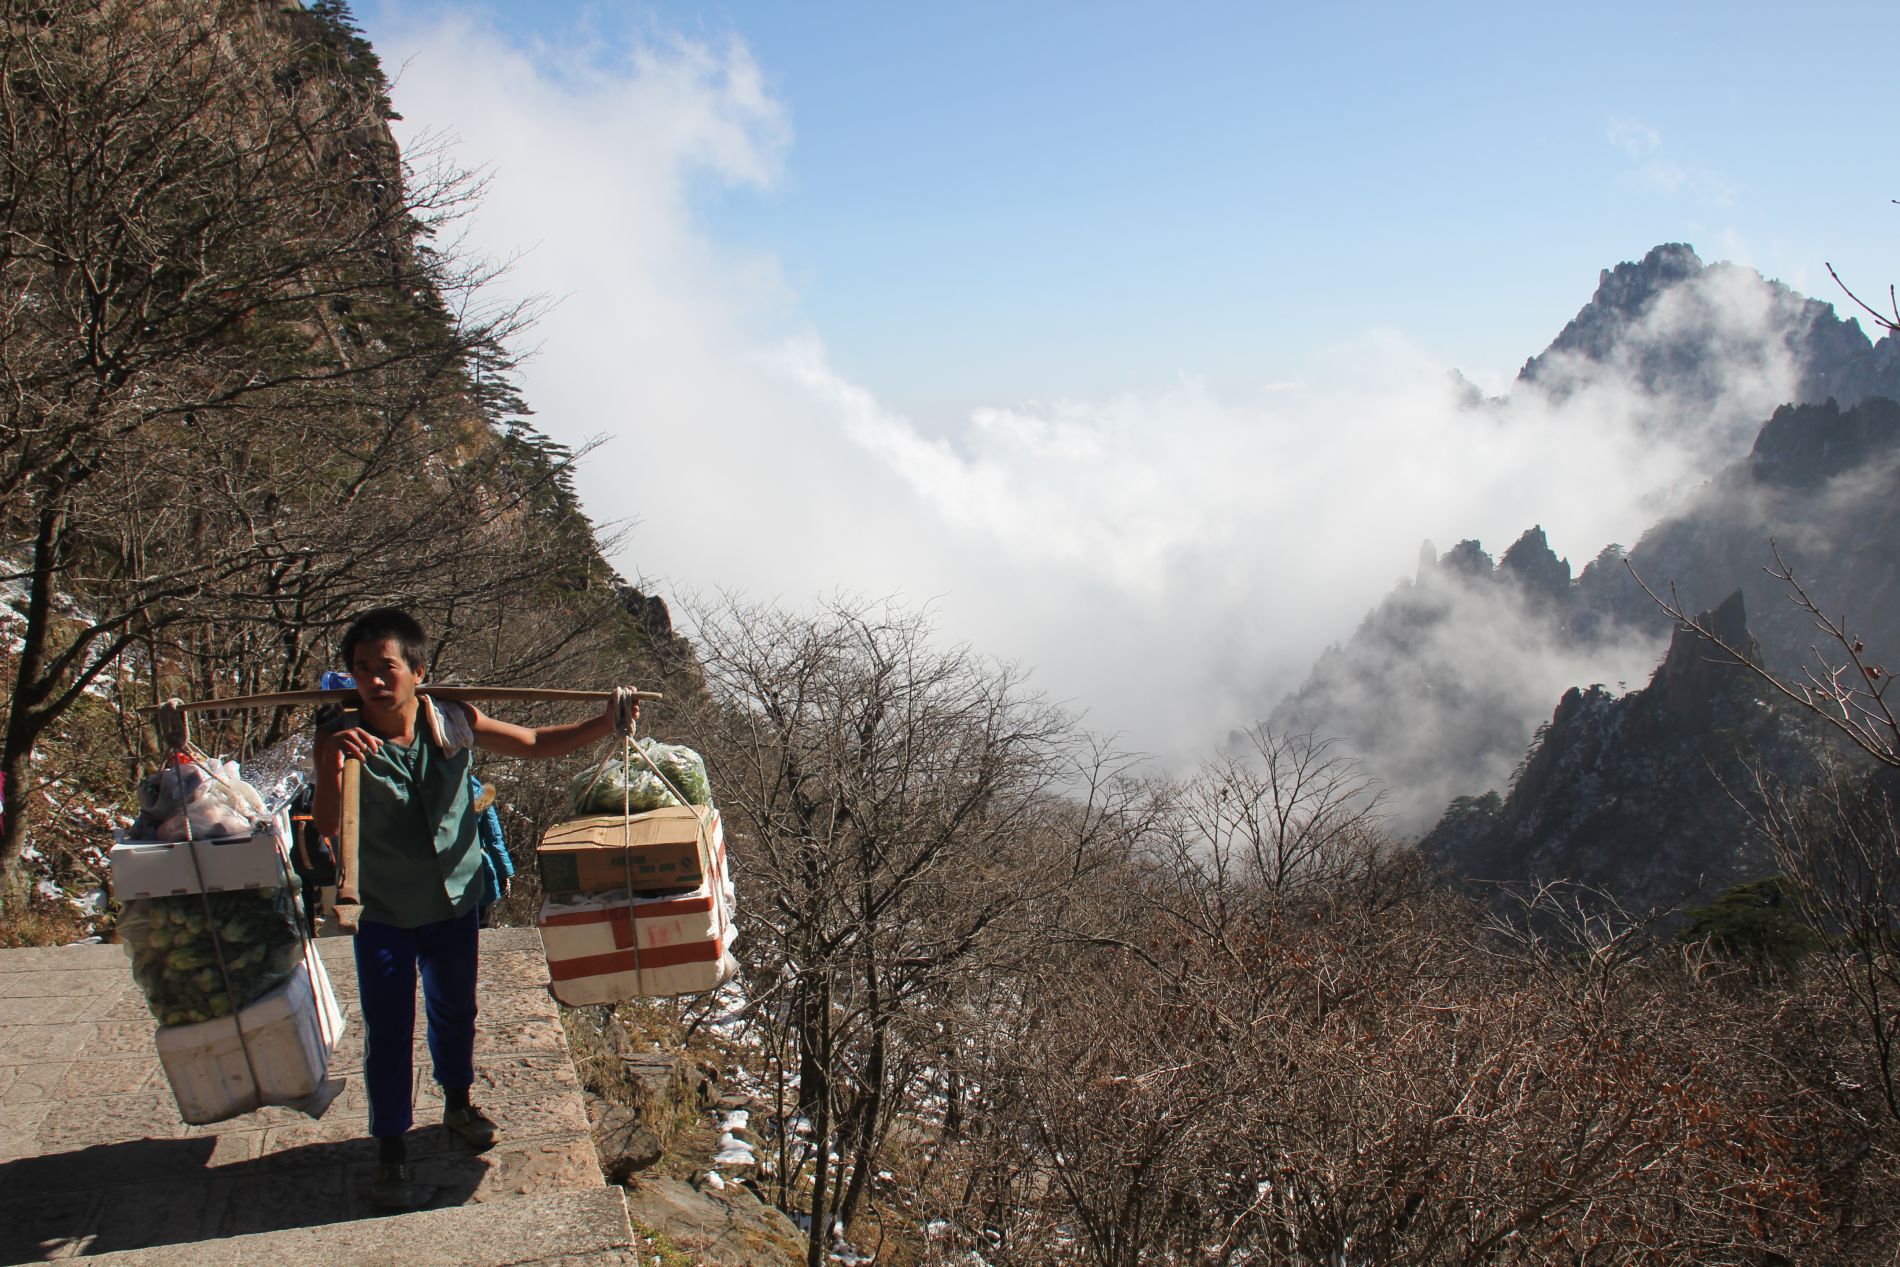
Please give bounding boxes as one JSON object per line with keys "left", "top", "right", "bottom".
{"left": 1269, "top": 527, "right": 1663, "bottom": 830}
{"left": 1519, "top": 243, "right": 1900, "bottom": 416}
{"left": 1418, "top": 592, "right": 1828, "bottom": 915}
{"left": 1578, "top": 395, "right": 1900, "bottom": 668}
{"left": 1271, "top": 244, "right": 1900, "bottom": 834}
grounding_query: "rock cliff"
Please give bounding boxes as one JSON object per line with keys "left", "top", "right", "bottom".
{"left": 1272, "top": 244, "right": 1900, "bottom": 838}
{"left": 1419, "top": 592, "right": 1827, "bottom": 914}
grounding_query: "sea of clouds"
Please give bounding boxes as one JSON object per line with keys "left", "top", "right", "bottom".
{"left": 371, "top": 15, "right": 1821, "bottom": 790}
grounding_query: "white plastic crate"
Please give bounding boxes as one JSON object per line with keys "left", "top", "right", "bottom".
{"left": 154, "top": 939, "right": 345, "bottom": 1125}
{"left": 109, "top": 808, "right": 293, "bottom": 899}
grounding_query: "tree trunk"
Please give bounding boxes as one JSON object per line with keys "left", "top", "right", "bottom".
{"left": 1, "top": 503, "right": 68, "bottom": 883}
{"left": 836, "top": 1017, "right": 885, "bottom": 1225}
{"left": 837, "top": 890, "right": 887, "bottom": 1228}
{"left": 804, "top": 972, "right": 834, "bottom": 1267}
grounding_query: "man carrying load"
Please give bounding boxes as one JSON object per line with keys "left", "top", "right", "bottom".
{"left": 313, "top": 607, "right": 635, "bottom": 1211}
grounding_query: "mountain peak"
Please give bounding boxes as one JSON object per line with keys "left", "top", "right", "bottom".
{"left": 1419, "top": 584, "right": 1821, "bottom": 915}
{"left": 1517, "top": 244, "right": 1706, "bottom": 385}
{"left": 1651, "top": 590, "right": 1759, "bottom": 732}
{"left": 1499, "top": 525, "right": 1571, "bottom": 604}
{"left": 1513, "top": 243, "right": 1900, "bottom": 417}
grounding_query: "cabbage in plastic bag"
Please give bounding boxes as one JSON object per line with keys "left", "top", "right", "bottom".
{"left": 571, "top": 739, "right": 712, "bottom": 816}
{"left": 119, "top": 885, "right": 306, "bottom": 1027}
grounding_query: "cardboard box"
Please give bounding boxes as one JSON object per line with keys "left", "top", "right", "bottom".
{"left": 539, "top": 845, "right": 737, "bottom": 1002}
{"left": 537, "top": 805, "right": 721, "bottom": 895}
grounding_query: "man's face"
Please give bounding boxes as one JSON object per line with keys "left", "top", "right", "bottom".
{"left": 350, "top": 636, "right": 424, "bottom": 711}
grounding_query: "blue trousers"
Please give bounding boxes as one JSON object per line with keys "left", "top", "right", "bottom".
{"left": 353, "top": 910, "right": 479, "bottom": 1138}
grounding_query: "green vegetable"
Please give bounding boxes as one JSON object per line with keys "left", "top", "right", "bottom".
{"left": 570, "top": 738, "right": 714, "bottom": 815}
{"left": 120, "top": 884, "right": 306, "bottom": 1029}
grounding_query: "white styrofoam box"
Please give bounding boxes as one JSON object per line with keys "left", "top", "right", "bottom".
{"left": 110, "top": 808, "right": 293, "bottom": 899}
{"left": 154, "top": 938, "right": 345, "bottom": 1125}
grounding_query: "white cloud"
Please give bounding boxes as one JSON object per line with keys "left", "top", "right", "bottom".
{"left": 1607, "top": 117, "right": 1664, "bottom": 158}
{"left": 374, "top": 16, "right": 1820, "bottom": 782}
{"left": 1606, "top": 116, "right": 1736, "bottom": 208}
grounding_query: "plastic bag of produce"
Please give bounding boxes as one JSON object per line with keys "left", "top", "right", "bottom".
{"left": 570, "top": 739, "right": 712, "bottom": 816}
{"left": 129, "top": 758, "right": 270, "bottom": 842}
{"left": 119, "top": 885, "right": 306, "bottom": 1027}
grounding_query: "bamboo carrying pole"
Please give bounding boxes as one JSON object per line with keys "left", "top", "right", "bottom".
{"left": 139, "top": 685, "right": 662, "bottom": 714}
{"left": 138, "top": 684, "right": 659, "bottom": 932}
{"left": 332, "top": 757, "right": 363, "bottom": 933}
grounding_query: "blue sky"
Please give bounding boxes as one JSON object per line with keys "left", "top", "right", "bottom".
{"left": 360, "top": 1, "right": 1899, "bottom": 414}
{"left": 352, "top": 0, "right": 1900, "bottom": 760}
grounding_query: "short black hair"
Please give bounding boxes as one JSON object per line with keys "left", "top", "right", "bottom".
{"left": 340, "top": 607, "right": 429, "bottom": 672}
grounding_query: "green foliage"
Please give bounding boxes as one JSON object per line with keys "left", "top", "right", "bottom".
{"left": 1442, "top": 789, "right": 1503, "bottom": 824}
{"left": 1680, "top": 876, "right": 1822, "bottom": 973}
{"left": 1420, "top": 790, "right": 1501, "bottom": 861}
{"left": 279, "top": 0, "right": 394, "bottom": 116}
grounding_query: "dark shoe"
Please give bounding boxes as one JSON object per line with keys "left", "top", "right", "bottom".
{"left": 442, "top": 1103, "right": 499, "bottom": 1151}
{"left": 369, "top": 1160, "right": 415, "bottom": 1210}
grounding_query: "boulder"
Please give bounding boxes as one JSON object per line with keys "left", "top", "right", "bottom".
{"left": 625, "top": 1176, "right": 806, "bottom": 1267}
{"left": 588, "top": 1096, "right": 664, "bottom": 1184}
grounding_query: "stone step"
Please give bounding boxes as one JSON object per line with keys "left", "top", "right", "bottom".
{"left": 0, "top": 928, "right": 616, "bottom": 1265}
{"left": 74, "top": 1185, "right": 639, "bottom": 1266}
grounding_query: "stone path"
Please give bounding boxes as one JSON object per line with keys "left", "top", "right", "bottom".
{"left": 0, "top": 929, "right": 635, "bottom": 1264}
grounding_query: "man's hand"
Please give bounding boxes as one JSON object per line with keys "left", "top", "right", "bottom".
{"left": 610, "top": 687, "right": 641, "bottom": 736}
{"left": 326, "top": 726, "right": 383, "bottom": 764}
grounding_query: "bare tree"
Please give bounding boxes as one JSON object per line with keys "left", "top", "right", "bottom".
{"left": 1748, "top": 762, "right": 1900, "bottom": 1121}
{"left": 931, "top": 801, "right": 1865, "bottom": 1265}
{"left": 1168, "top": 725, "right": 1385, "bottom": 906}
{"left": 0, "top": 0, "right": 554, "bottom": 875}
{"left": 1634, "top": 547, "right": 1900, "bottom": 1149}
{"left": 678, "top": 594, "right": 1094, "bottom": 1264}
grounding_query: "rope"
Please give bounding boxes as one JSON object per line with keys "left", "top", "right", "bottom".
{"left": 154, "top": 700, "right": 189, "bottom": 757}
{"left": 615, "top": 713, "right": 717, "bottom": 902}
{"left": 620, "top": 842, "right": 645, "bottom": 994}
{"left": 617, "top": 691, "right": 648, "bottom": 994}
{"left": 167, "top": 736, "right": 331, "bottom": 1094}
{"left": 562, "top": 686, "right": 716, "bottom": 999}
{"left": 175, "top": 772, "right": 267, "bottom": 1106}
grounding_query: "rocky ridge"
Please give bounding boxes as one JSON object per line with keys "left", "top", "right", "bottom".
{"left": 1272, "top": 244, "right": 1900, "bottom": 844}
{"left": 1419, "top": 592, "right": 1828, "bottom": 915}
{"left": 1518, "top": 243, "right": 1900, "bottom": 410}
